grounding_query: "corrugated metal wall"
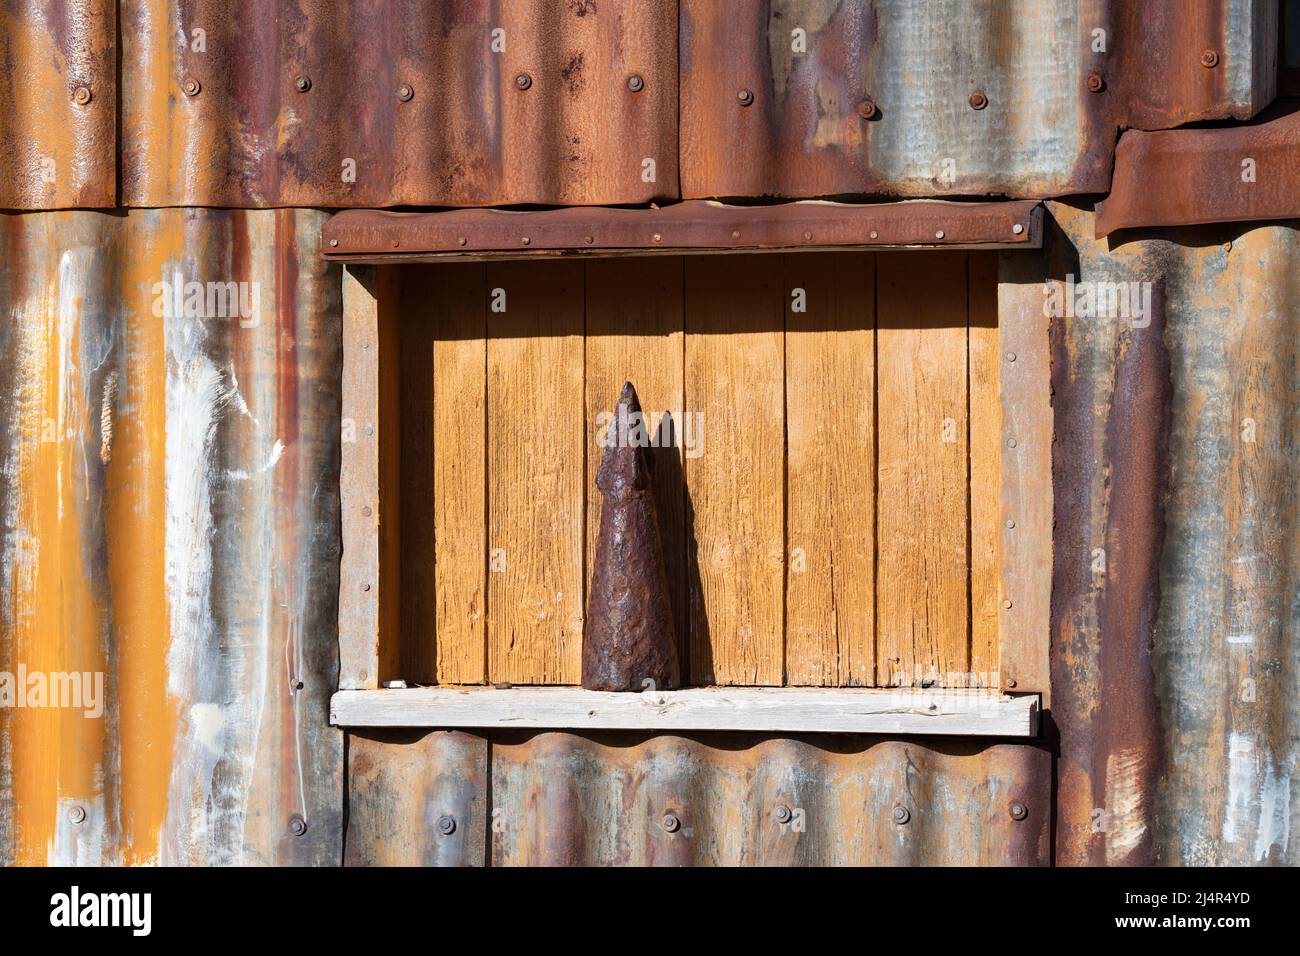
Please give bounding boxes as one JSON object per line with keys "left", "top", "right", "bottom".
{"left": 0, "top": 1, "right": 1294, "bottom": 865}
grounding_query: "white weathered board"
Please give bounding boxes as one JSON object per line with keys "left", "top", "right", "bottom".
{"left": 331, "top": 687, "right": 1038, "bottom": 737}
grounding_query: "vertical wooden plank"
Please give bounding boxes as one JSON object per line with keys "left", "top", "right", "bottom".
{"left": 684, "top": 254, "right": 784, "bottom": 685}
{"left": 969, "top": 253, "right": 1002, "bottom": 687}
{"left": 998, "top": 251, "right": 1052, "bottom": 702}
{"left": 339, "top": 265, "right": 399, "bottom": 689}
{"left": 784, "top": 252, "right": 875, "bottom": 686}
{"left": 487, "top": 260, "right": 585, "bottom": 684}
{"left": 390, "top": 263, "right": 488, "bottom": 687}
{"left": 876, "top": 252, "right": 970, "bottom": 686}
{"left": 585, "top": 258, "right": 688, "bottom": 678}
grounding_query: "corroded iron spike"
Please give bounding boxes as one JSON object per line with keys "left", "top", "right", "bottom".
{"left": 583, "top": 382, "right": 680, "bottom": 692}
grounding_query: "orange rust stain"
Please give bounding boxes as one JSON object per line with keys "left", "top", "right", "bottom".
{"left": 107, "top": 214, "right": 177, "bottom": 865}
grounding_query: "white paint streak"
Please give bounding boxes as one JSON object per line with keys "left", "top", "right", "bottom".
{"left": 1223, "top": 732, "right": 1293, "bottom": 862}
{"left": 1105, "top": 746, "right": 1148, "bottom": 865}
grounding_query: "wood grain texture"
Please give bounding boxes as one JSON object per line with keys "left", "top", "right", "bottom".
{"left": 585, "top": 257, "right": 688, "bottom": 677}
{"left": 332, "top": 687, "right": 1039, "bottom": 737}
{"left": 784, "top": 252, "right": 875, "bottom": 685}
{"left": 487, "top": 260, "right": 585, "bottom": 684}
{"left": 876, "top": 252, "right": 970, "bottom": 685}
{"left": 969, "top": 253, "right": 1002, "bottom": 685}
{"left": 684, "top": 255, "right": 785, "bottom": 685}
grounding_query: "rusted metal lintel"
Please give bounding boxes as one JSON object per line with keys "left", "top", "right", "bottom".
{"left": 321, "top": 200, "right": 1042, "bottom": 262}
{"left": 1096, "top": 101, "right": 1300, "bottom": 237}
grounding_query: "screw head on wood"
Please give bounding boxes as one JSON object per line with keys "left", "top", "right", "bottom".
{"left": 361, "top": 582, "right": 371, "bottom": 592}
{"left": 857, "top": 97, "right": 877, "bottom": 119}
{"left": 737, "top": 88, "right": 754, "bottom": 106}
{"left": 627, "top": 74, "right": 644, "bottom": 93}
{"left": 661, "top": 812, "right": 681, "bottom": 833}
{"left": 1005, "top": 351, "right": 1017, "bottom": 362}
{"left": 1005, "top": 518, "right": 1016, "bottom": 529}
{"left": 892, "top": 806, "right": 911, "bottom": 825}
{"left": 436, "top": 814, "right": 457, "bottom": 836}
{"left": 515, "top": 73, "right": 532, "bottom": 91}
{"left": 69, "top": 805, "right": 87, "bottom": 825}
{"left": 295, "top": 75, "right": 312, "bottom": 93}
{"left": 1002, "top": 598, "right": 1013, "bottom": 609}
{"left": 1201, "top": 49, "right": 1219, "bottom": 68}
{"left": 968, "top": 90, "right": 988, "bottom": 110}
{"left": 772, "top": 804, "right": 793, "bottom": 824}
{"left": 1009, "top": 802, "right": 1029, "bottom": 821}
{"left": 1006, "top": 437, "right": 1018, "bottom": 448}
{"left": 1006, "top": 678, "right": 1018, "bottom": 688}
{"left": 182, "top": 77, "right": 201, "bottom": 96}
{"left": 73, "top": 86, "right": 93, "bottom": 106}
{"left": 1086, "top": 73, "right": 1104, "bottom": 93}
{"left": 289, "top": 814, "right": 308, "bottom": 836}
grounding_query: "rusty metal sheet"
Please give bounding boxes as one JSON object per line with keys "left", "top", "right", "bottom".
{"left": 679, "top": 0, "right": 1277, "bottom": 200}
{"left": 487, "top": 732, "right": 1051, "bottom": 865}
{"left": 0, "top": 0, "right": 116, "bottom": 209}
{"left": 119, "top": 0, "right": 678, "bottom": 208}
{"left": 345, "top": 730, "right": 487, "bottom": 866}
{"left": 1046, "top": 201, "right": 1300, "bottom": 866}
{"left": 1096, "top": 101, "right": 1300, "bottom": 236}
{"left": 321, "top": 199, "right": 1042, "bottom": 261}
{"left": 0, "top": 208, "right": 343, "bottom": 865}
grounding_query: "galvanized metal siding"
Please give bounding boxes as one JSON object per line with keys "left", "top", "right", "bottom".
{"left": 1046, "top": 202, "right": 1299, "bottom": 865}
{"left": 344, "top": 731, "right": 1052, "bottom": 865}
{"left": 0, "top": 209, "right": 343, "bottom": 865}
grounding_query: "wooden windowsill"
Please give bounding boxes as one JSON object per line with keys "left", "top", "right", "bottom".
{"left": 331, "top": 686, "right": 1039, "bottom": 737}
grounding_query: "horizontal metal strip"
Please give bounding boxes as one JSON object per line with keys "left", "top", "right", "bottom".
{"left": 331, "top": 687, "right": 1039, "bottom": 737}
{"left": 321, "top": 200, "right": 1042, "bottom": 261}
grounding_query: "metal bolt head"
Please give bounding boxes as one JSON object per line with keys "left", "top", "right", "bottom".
{"left": 329, "top": 238, "right": 339, "bottom": 247}
{"left": 652, "top": 233, "right": 662, "bottom": 242}
{"left": 515, "top": 73, "right": 532, "bottom": 91}
{"left": 1012, "top": 223, "right": 1024, "bottom": 235}
{"left": 457, "top": 237, "right": 467, "bottom": 246}
{"left": 869, "top": 230, "right": 878, "bottom": 240}
{"left": 968, "top": 90, "right": 988, "bottom": 110}
{"left": 1006, "top": 678, "right": 1018, "bottom": 688}
{"left": 1009, "top": 802, "right": 1029, "bottom": 821}
{"left": 737, "top": 88, "right": 754, "bottom": 107}
{"left": 182, "top": 77, "right": 201, "bottom": 96}
{"left": 68, "top": 805, "right": 87, "bottom": 825}
{"left": 398, "top": 84, "right": 414, "bottom": 101}
{"left": 295, "top": 75, "right": 312, "bottom": 93}
{"left": 1002, "top": 598, "right": 1013, "bottom": 610}
{"left": 1006, "top": 437, "right": 1018, "bottom": 448}
{"left": 857, "top": 97, "right": 877, "bottom": 120}
{"left": 1005, "top": 518, "right": 1016, "bottom": 529}
{"left": 1201, "top": 49, "right": 1219, "bottom": 68}
{"left": 289, "top": 814, "right": 308, "bottom": 836}
{"left": 892, "top": 806, "right": 911, "bottom": 825}
{"left": 772, "top": 804, "right": 793, "bottom": 824}
{"left": 1005, "top": 351, "right": 1017, "bottom": 362}
{"left": 627, "top": 74, "right": 644, "bottom": 93}
{"left": 661, "top": 812, "right": 681, "bottom": 833}
{"left": 436, "top": 814, "right": 457, "bottom": 836}
{"left": 1086, "top": 73, "right": 1104, "bottom": 93}
{"left": 934, "top": 229, "right": 945, "bottom": 240}
{"left": 521, "top": 236, "right": 531, "bottom": 245}
{"left": 73, "top": 86, "right": 92, "bottom": 106}
{"left": 361, "top": 505, "right": 373, "bottom": 517}
{"left": 361, "top": 582, "right": 371, "bottom": 592}
{"left": 802, "top": 231, "right": 812, "bottom": 241}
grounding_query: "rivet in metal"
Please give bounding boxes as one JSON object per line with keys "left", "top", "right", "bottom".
{"left": 1201, "top": 49, "right": 1219, "bottom": 68}
{"left": 968, "top": 90, "right": 988, "bottom": 110}
{"left": 73, "top": 86, "right": 93, "bottom": 106}
{"left": 772, "top": 804, "right": 793, "bottom": 824}
{"left": 515, "top": 73, "right": 532, "bottom": 91}
{"left": 627, "top": 74, "right": 644, "bottom": 93}
{"left": 661, "top": 812, "right": 681, "bottom": 833}
{"left": 935, "top": 229, "right": 945, "bottom": 239}
{"left": 1002, "top": 598, "right": 1013, "bottom": 610}
{"left": 892, "top": 806, "right": 911, "bottom": 825}
{"left": 436, "top": 814, "right": 457, "bottom": 836}
{"left": 361, "top": 582, "right": 372, "bottom": 592}
{"left": 1009, "top": 802, "right": 1028, "bottom": 821}
{"left": 69, "top": 805, "right": 87, "bottom": 825}
{"left": 857, "top": 97, "right": 877, "bottom": 119}
{"left": 737, "top": 88, "right": 754, "bottom": 106}
{"left": 1005, "top": 518, "right": 1015, "bottom": 529}
{"left": 1012, "top": 223, "right": 1024, "bottom": 235}
{"left": 802, "top": 231, "right": 812, "bottom": 241}
{"left": 521, "top": 236, "right": 531, "bottom": 245}
{"left": 652, "top": 233, "right": 662, "bottom": 242}
{"left": 1086, "top": 73, "right": 1104, "bottom": 93}
{"left": 398, "top": 83, "right": 414, "bottom": 101}
{"left": 457, "top": 237, "right": 467, "bottom": 246}
{"left": 295, "top": 75, "right": 312, "bottom": 93}
{"left": 1006, "top": 437, "right": 1018, "bottom": 448}
{"left": 329, "top": 238, "right": 339, "bottom": 247}
{"left": 869, "top": 230, "right": 879, "bottom": 239}
{"left": 584, "top": 235, "right": 594, "bottom": 244}
{"left": 389, "top": 239, "right": 400, "bottom": 248}
{"left": 731, "top": 230, "right": 740, "bottom": 239}
{"left": 289, "top": 814, "right": 308, "bottom": 836}
{"left": 362, "top": 505, "right": 373, "bottom": 517}
{"left": 182, "top": 77, "right": 201, "bottom": 97}
{"left": 1005, "top": 351, "right": 1016, "bottom": 362}
{"left": 1006, "top": 678, "right": 1018, "bottom": 688}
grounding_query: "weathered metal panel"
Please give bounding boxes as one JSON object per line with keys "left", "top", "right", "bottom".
{"left": 0, "top": 208, "right": 343, "bottom": 865}
{"left": 487, "top": 732, "right": 1051, "bottom": 865}
{"left": 118, "top": 0, "right": 679, "bottom": 208}
{"left": 679, "top": 0, "right": 1277, "bottom": 200}
{"left": 1047, "top": 202, "right": 1299, "bottom": 865}
{"left": 0, "top": 0, "right": 117, "bottom": 209}
{"left": 1097, "top": 101, "right": 1300, "bottom": 236}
